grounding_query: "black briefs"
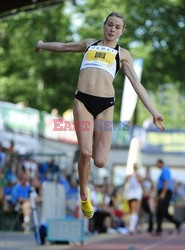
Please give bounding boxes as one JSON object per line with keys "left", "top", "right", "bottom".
{"left": 75, "top": 90, "right": 115, "bottom": 118}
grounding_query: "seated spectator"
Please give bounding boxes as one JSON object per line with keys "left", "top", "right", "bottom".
{"left": 58, "top": 170, "right": 70, "bottom": 194}
{"left": 174, "top": 181, "right": 185, "bottom": 203}
{"left": 109, "top": 188, "right": 126, "bottom": 230}
{"left": 11, "top": 173, "right": 31, "bottom": 233}
{"left": 90, "top": 184, "right": 116, "bottom": 234}
{"left": 0, "top": 169, "right": 6, "bottom": 206}
{"left": 7, "top": 140, "right": 17, "bottom": 154}
{"left": 38, "top": 161, "right": 49, "bottom": 181}
{"left": 48, "top": 159, "right": 59, "bottom": 174}
{"left": 5, "top": 163, "right": 17, "bottom": 182}
{"left": 23, "top": 157, "right": 38, "bottom": 180}
{"left": 66, "top": 177, "right": 78, "bottom": 217}
{"left": 0, "top": 143, "right": 5, "bottom": 169}
{"left": 31, "top": 177, "right": 42, "bottom": 202}
{"left": 3, "top": 180, "right": 15, "bottom": 212}
{"left": 68, "top": 177, "right": 78, "bottom": 197}
{"left": 41, "top": 171, "right": 53, "bottom": 183}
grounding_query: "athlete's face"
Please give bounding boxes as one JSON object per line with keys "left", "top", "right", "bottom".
{"left": 104, "top": 16, "right": 124, "bottom": 41}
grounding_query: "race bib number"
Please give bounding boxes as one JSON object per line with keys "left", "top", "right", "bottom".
{"left": 86, "top": 46, "right": 117, "bottom": 65}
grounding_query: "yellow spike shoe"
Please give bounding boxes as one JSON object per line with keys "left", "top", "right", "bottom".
{"left": 81, "top": 187, "right": 94, "bottom": 219}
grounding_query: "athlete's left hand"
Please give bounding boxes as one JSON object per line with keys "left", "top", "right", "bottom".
{"left": 153, "top": 113, "right": 165, "bottom": 131}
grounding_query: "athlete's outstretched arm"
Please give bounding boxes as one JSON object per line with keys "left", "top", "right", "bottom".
{"left": 121, "top": 49, "right": 165, "bottom": 131}
{"left": 35, "top": 38, "right": 96, "bottom": 53}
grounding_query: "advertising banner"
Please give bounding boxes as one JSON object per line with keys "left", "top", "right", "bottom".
{"left": 132, "top": 127, "right": 185, "bottom": 155}
{"left": 0, "top": 102, "right": 40, "bottom": 136}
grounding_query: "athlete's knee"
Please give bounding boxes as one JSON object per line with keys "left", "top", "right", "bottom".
{"left": 94, "top": 157, "right": 107, "bottom": 168}
{"left": 80, "top": 149, "right": 92, "bottom": 161}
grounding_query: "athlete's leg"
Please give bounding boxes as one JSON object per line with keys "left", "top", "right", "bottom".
{"left": 128, "top": 200, "right": 140, "bottom": 233}
{"left": 73, "top": 99, "right": 94, "bottom": 198}
{"left": 92, "top": 106, "right": 114, "bottom": 168}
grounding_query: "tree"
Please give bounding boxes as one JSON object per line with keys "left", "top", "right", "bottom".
{"left": 0, "top": 4, "right": 82, "bottom": 114}
{"left": 137, "top": 83, "right": 185, "bottom": 129}
{"left": 124, "top": 0, "right": 185, "bottom": 90}
{"left": 0, "top": 0, "right": 184, "bottom": 128}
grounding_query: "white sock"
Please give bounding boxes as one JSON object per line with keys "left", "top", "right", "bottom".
{"left": 129, "top": 214, "right": 138, "bottom": 233}
{"left": 24, "top": 216, "right": 30, "bottom": 223}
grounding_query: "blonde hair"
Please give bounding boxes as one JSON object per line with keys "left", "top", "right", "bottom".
{"left": 104, "top": 12, "right": 126, "bottom": 30}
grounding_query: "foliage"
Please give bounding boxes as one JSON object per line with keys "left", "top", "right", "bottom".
{"left": 137, "top": 83, "right": 185, "bottom": 129}
{"left": 0, "top": 0, "right": 184, "bottom": 128}
{"left": 125, "top": 0, "right": 185, "bottom": 90}
{"left": 0, "top": 4, "right": 82, "bottom": 114}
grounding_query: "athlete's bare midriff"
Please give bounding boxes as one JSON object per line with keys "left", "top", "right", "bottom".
{"left": 76, "top": 68, "right": 115, "bottom": 97}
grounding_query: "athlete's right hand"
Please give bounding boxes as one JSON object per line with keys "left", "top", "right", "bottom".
{"left": 35, "top": 40, "right": 43, "bottom": 52}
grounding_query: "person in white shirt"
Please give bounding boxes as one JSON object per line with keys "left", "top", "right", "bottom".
{"left": 123, "top": 164, "right": 143, "bottom": 233}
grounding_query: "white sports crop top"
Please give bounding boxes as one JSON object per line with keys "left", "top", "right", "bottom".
{"left": 80, "top": 40, "right": 120, "bottom": 78}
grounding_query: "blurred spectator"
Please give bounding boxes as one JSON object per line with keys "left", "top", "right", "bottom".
{"left": 66, "top": 177, "right": 79, "bottom": 217}
{"left": 5, "top": 165, "right": 17, "bottom": 183}
{"left": 13, "top": 155, "right": 24, "bottom": 179}
{"left": 51, "top": 108, "right": 59, "bottom": 116}
{"left": 123, "top": 164, "right": 143, "bottom": 234}
{"left": 109, "top": 187, "right": 127, "bottom": 234}
{"left": 141, "top": 167, "right": 155, "bottom": 233}
{"left": 38, "top": 161, "right": 49, "bottom": 182}
{"left": 90, "top": 183, "right": 116, "bottom": 234}
{"left": 174, "top": 181, "right": 185, "bottom": 203}
{"left": 0, "top": 169, "right": 6, "bottom": 206}
{"left": 11, "top": 173, "right": 31, "bottom": 233}
{"left": 7, "top": 140, "right": 16, "bottom": 154}
{"left": 58, "top": 170, "right": 70, "bottom": 194}
{"left": 73, "top": 147, "right": 80, "bottom": 166}
{"left": 48, "top": 159, "right": 59, "bottom": 174}
{"left": 31, "top": 177, "right": 42, "bottom": 201}
{"left": 0, "top": 143, "right": 5, "bottom": 169}
{"left": 3, "top": 180, "right": 14, "bottom": 212}
{"left": 155, "top": 159, "right": 181, "bottom": 234}
{"left": 102, "top": 176, "right": 111, "bottom": 195}
{"left": 23, "top": 157, "right": 38, "bottom": 179}
{"left": 68, "top": 177, "right": 78, "bottom": 197}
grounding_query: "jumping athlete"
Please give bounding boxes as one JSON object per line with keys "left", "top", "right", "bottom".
{"left": 35, "top": 12, "right": 164, "bottom": 219}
